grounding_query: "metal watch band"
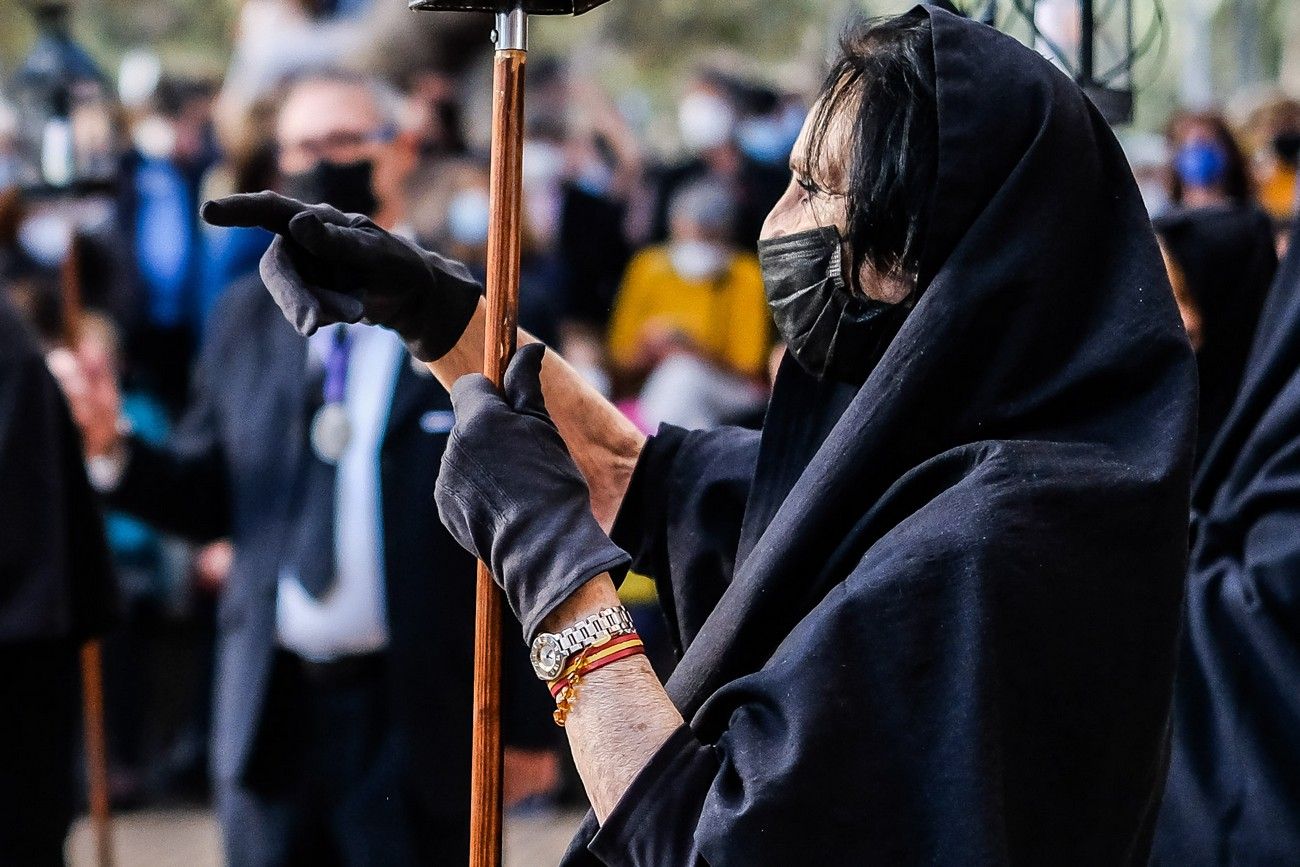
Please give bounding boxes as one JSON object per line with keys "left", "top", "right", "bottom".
{"left": 530, "top": 605, "right": 636, "bottom": 680}
{"left": 555, "top": 606, "right": 635, "bottom": 658}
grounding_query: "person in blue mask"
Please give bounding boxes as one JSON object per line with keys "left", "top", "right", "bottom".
{"left": 1157, "top": 110, "right": 1277, "bottom": 461}
{"left": 1167, "top": 111, "right": 1252, "bottom": 210}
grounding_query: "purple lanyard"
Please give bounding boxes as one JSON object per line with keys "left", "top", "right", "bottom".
{"left": 323, "top": 326, "right": 352, "bottom": 405}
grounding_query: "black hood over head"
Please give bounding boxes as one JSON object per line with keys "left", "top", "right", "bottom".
{"left": 1153, "top": 216, "right": 1300, "bottom": 863}
{"left": 564, "top": 6, "right": 1196, "bottom": 865}
{"left": 720, "top": 2, "right": 1196, "bottom": 639}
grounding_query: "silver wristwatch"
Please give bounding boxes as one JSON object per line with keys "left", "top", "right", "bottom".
{"left": 530, "top": 606, "right": 636, "bottom": 681}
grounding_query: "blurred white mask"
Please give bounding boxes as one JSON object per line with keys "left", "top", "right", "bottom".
{"left": 670, "top": 239, "right": 728, "bottom": 281}
{"left": 523, "top": 139, "right": 566, "bottom": 188}
{"left": 678, "top": 92, "right": 736, "bottom": 154}
{"left": 448, "top": 188, "right": 491, "bottom": 246}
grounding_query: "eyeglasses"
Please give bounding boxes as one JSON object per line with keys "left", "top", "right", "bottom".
{"left": 276, "top": 124, "right": 399, "bottom": 169}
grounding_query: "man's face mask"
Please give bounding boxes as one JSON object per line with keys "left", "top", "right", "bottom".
{"left": 758, "top": 225, "right": 906, "bottom": 383}
{"left": 281, "top": 159, "right": 378, "bottom": 217}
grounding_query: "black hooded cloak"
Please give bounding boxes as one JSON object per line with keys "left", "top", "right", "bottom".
{"left": 561, "top": 7, "right": 1197, "bottom": 865}
{"left": 0, "top": 292, "right": 117, "bottom": 642}
{"left": 1154, "top": 204, "right": 1277, "bottom": 462}
{"left": 1151, "top": 219, "right": 1300, "bottom": 864}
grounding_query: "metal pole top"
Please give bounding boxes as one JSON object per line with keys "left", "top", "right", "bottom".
{"left": 407, "top": 0, "right": 611, "bottom": 14}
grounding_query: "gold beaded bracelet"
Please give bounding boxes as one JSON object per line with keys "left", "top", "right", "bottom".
{"left": 548, "top": 633, "right": 645, "bottom": 727}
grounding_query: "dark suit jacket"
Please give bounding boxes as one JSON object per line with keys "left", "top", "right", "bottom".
{"left": 0, "top": 293, "right": 116, "bottom": 643}
{"left": 109, "top": 275, "right": 552, "bottom": 822}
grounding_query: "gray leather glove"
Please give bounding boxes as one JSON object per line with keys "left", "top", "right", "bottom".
{"left": 436, "top": 343, "right": 631, "bottom": 642}
{"left": 201, "top": 191, "right": 480, "bottom": 361}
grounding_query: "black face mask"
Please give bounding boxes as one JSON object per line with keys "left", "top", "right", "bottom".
{"left": 758, "top": 226, "right": 907, "bottom": 383}
{"left": 1274, "top": 131, "right": 1300, "bottom": 169}
{"left": 281, "top": 159, "right": 379, "bottom": 217}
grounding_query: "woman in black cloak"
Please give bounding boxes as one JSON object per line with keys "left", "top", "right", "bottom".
{"left": 203, "top": 6, "right": 1197, "bottom": 863}
{"left": 1151, "top": 218, "right": 1300, "bottom": 864}
{"left": 1154, "top": 200, "right": 1277, "bottom": 464}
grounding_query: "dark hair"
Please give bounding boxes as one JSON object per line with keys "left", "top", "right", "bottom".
{"left": 802, "top": 12, "right": 938, "bottom": 285}
{"left": 1165, "top": 111, "right": 1252, "bottom": 205}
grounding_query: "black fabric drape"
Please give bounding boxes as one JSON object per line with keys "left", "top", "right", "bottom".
{"left": 564, "top": 5, "right": 1197, "bottom": 865}
{"left": 1151, "top": 217, "right": 1300, "bottom": 864}
{"left": 0, "top": 292, "right": 117, "bottom": 643}
{"left": 1155, "top": 204, "right": 1277, "bottom": 462}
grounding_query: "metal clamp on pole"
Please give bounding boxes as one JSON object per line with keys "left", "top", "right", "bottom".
{"left": 494, "top": 4, "right": 528, "bottom": 51}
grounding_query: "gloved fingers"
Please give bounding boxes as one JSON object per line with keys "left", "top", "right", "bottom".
{"left": 260, "top": 237, "right": 365, "bottom": 335}
{"left": 288, "top": 211, "right": 385, "bottom": 261}
{"left": 449, "top": 372, "right": 510, "bottom": 426}
{"left": 502, "top": 343, "right": 552, "bottom": 424}
{"left": 432, "top": 459, "right": 479, "bottom": 556}
{"left": 201, "top": 191, "right": 309, "bottom": 234}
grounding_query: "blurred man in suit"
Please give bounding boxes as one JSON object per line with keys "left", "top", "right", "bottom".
{"left": 52, "top": 71, "right": 555, "bottom": 866}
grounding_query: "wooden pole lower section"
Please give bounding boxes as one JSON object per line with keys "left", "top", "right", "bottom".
{"left": 470, "top": 44, "right": 526, "bottom": 867}
{"left": 64, "top": 230, "right": 114, "bottom": 867}
{"left": 80, "top": 640, "right": 114, "bottom": 867}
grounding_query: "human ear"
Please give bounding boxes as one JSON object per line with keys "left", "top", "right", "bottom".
{"left": 854, "top": 257, "right": 914, "bottom": 303}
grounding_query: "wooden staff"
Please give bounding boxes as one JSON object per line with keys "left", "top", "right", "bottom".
{"left": 61, "top": 229, "right": 115, "bottom": 867}
{"left": 408, "top": 1, "right": 611, "bottom": 862}
{"left": 470, "top": 9, "right": 528, "bottom": 865}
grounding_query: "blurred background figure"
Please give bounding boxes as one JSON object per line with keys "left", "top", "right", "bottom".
{"left": 521, "top": 61, "right": 642, "bottom": 393}
{"left": 1120, "top": 130, "right": 1173, "bottom": 219}
{"left": 643, "top": 68, "right": 788, "bottom": 250}
{"left": 607, "top": 178, "right": 770, "bottom": 431}
{"left": 1, "top": 254, "right": 117, "bottom": 866}
{"left": 212, "top": 0, "right": 375, "bottom": 152}
{"left": 53, "top": 70, "right": 557, "bottom": 866}
{"left": 1166, "top": 111, "right": 1254, "bottom": 211}
{"left": 119, "top": 76, "right": 220, "bottom": 416}
{"left": 1156, "top": 110, "right": 1278, "bottom": 463}
{"left": 1235, "top": 95, "right": 1300, "bottom": 243}
{"left": 410, "top": 158, "right": 563, "bottom": 348}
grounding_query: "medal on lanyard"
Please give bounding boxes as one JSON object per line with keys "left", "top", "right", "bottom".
{"left": 310, "top": 327, "right": 352, "bottom": 463}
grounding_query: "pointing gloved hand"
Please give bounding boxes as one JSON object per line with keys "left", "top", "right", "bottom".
{"left": 201, "top": 191, "right": 481, "bottom": 361}
{"left": 436, "top": 343, "right": 631, "bottom": 642}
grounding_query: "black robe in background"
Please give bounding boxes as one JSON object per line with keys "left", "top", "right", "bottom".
{"left": 1155, "top": 204, "right": 1277, "bottom": 462}
{"left": 561, "top": 6, "right": 1196, "bottom": 865}
{"left": 0, "top": 290, "right": 117, "bottom": 860}
{"left": 0, "top": 293, "right": 116, "bottom": 642}
{"left": 1151, "top": 218, "right": 1300, "bottom": 864}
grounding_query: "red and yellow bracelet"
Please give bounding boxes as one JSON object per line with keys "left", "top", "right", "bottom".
{"left": 548, "top": 632, "right": 645, "bottom": 727}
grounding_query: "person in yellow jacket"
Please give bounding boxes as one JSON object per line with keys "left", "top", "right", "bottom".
{"left": 607, "top": 179, "right": 771, "bottom": 430}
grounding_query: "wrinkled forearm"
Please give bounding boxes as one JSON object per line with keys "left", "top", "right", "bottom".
{"left": 541, "top": 576, "right": 684, "bottom": 822}
{"left": 428, "top": 299, "right": 645, "bottom": 530}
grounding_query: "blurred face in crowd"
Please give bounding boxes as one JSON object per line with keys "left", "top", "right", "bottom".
{"left": 667, "top": 198, "right": 732, "bottom": 283}
{"left": 678, "top": 81, "right": 737, "bottom": 156}
{"left": 669, "top": 211, "right": 725, "bottom": 246}
{"left": 275, "top": 78, "right": 410, "bottom": 223}
{"left": 1167, "top": 113, "right": 1243, "bottom": 208}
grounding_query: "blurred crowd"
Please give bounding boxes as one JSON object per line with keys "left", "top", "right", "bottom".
{"left": 1127, "top": 102, "right": 1298, "bottom": 462}
{"left": 0, "top": 0, "right": 807, "bottom": 850}
{"left": 1, "top": 0, "right": 1300, "bottom": 861}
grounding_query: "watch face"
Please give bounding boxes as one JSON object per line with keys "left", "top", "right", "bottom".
{"left": 530, "top": 633, "right": 566, "bottom": 680}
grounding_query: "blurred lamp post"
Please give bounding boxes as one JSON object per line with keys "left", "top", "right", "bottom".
{"left": 7, "top": 1, "right": 118, "bottom": 194}
{"left": 1026, "top": 0, "right": 1133, "bottom": 123}
{"left": 962, "top": 0, "right": 1162, "bottom": 125}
